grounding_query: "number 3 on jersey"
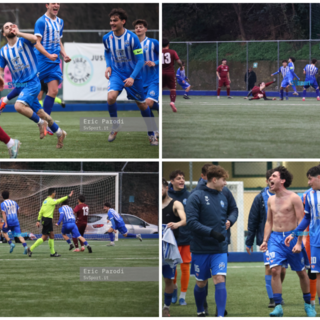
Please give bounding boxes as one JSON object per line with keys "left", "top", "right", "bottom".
{"left": 162, "top": 52, "right": 171, "bottom": 64}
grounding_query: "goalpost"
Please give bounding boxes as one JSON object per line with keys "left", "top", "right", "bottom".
{"left": 0, "top": 171, "right": 119, "bottom": 241}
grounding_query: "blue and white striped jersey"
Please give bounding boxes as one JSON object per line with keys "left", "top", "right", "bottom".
{"left": 304, "top": 189, "right": 320, "bottom": 247}
{"left": 0, "top": 38, "right": 38, "bottom": 83}
{"left": 176, "top": 67, "right": 186, "bottom": 81}
{"left": 304, "top": 64, "right": 318, "bottom": 79}
{"left": 273, "top": 66, "right": 290, "bottom": 79}
{"left": 34, "top": 14, "right": 64, "bottom": 65}
{"left": 140, "top": 37, "right": 159, "bottom": 86}
{"left": 107, "top": 208, "right": 125, "bottom": 227}
{"left": 58, "top": 205, "right": 76, "bottom": 225}
{"left": 1, "top": 200, "right": 19, "bottom": 226}
{"left": 103, "top": 29, "right": 143, "bottom": 80}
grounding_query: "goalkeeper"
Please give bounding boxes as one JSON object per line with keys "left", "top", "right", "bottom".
{"left": 27, "top": 188, "right": 74, "bottom": 257}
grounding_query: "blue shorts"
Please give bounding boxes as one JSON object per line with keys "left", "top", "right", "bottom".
{"left": 281, "top": 79, "right": 293, "bottom": 88}
{"left": 268, "top": 231, "right": 309, "bottom": 271}
{"left": 16, "top": 77, "right": 42, "bottom": 113}
{"left": 304, "top": 78, "right": 319, "bottom": 90}
{"left": 144, "top": 82, "right": 159, "bottom": 102}
{"left": 61, "top": 223, "right": 81, "bottom": 238}
{"left": 108, "top": 73, "right": 145, "bottom": 103}
{"left": 2, "top": 223, "right": 21, "bottom": 237}
{"left": 38, "top": 62, "right": 63, "bottom": 85}
{"left": 177, "top": 80, "right": 190, "bottom": 90}
{"left": 191, "top": 253, "right": 228, "bottom": 281}
{"left": 162, "top": 264, "right": 176, "bottom": 279}
{"left": 310, "top": 246, "right": 320, "bottom": 273}
{"left": 116, "top": 225, "right": 128, "bottom": 235}
{"left": 264, "top": 250, "right": 288, "bottom": 268}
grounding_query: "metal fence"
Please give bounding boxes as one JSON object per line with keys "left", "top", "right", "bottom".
{"left": 170, "top": 40, "right": 320, "bottom": 92}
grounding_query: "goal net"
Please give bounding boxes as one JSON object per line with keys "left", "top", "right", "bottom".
{"left": 0, "top": 172, "right": 119, "bottom": 241}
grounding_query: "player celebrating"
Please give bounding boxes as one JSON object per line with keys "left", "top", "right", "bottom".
{"left": 216, "top": 59, "right": 232, "bottom": 99}
{"left": 1, "top": 190, "right": 28, "bottom": 254}
{"left": 176, "top": 61, "right": 191, "bottom": 99}
{"left": 288, "top": 57, "right": 300, "bottom": 96}
{"left": 302, "top": 59, "right": 319, "bottom": 101}
{"left": 260, "top": 166, "right": 315, "bottom": 317}
{"left": 103, "top": 9, "right": 158, "bottom": 146}
{"left": 247, "top": 80, "right": 277, "bottom": 100}
{"left": 72, "top": 194, "right": 89, "bottom": 252}
{"left": 56, "top": 199, "right": 92, "bottom": 253}
{"left": 103, "top": 202, "right": 142, "bottom": 246}
{"left": 0, "top": 22, "right": 66, "bottom": 148}
{"left": 27, "top": 188, "right": 74, "bottom": 257}
{"left": 162, "top": 38, "right": 183, "bottom": 112}
{"left": 271, "top": 60, "right": 292, "bottom": 101}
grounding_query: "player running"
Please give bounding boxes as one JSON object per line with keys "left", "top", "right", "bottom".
{"left": 72, "top": 194, "right": 89, "bottom": 252}
{"left": 1, "top": 190, "right": 28, "bottom": 254}
{"left": 176, "top": 62, "right": 191, "bottom": 99}
{"left": 103, "top": 202, "right": 142, "bottom": 246}
{"left": 271, "top": 60, "right": 293, "bottom": 101}
{"left": 27, "top": 188, "right": 74, "bottom": 257}
{"left": 0, "top": 22, "right": 66, "bottom": 148}
{"left": 260, "top": 166, "right": 315, "bottom": 317}
{"left": 246, "top": 80, "right": 277, "bottom": 100}
{"left": 103, "top": 8, "right": 158, "bottom": 146}
{"left": 216, "top": 59, "right": 232, "bottom": 99}
{"left": 288, "top": 57, "right": 300, "bottom": 96}
{"left": 302, "top": 59, "right": 319, "bottom": 101}
{"left": 56, "top": 199, "right": 92, "bottom": 253}
{"left": 162, "top": 38, "right": 183, "bottom": 112}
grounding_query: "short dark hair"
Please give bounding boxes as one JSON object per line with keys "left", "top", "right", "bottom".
{"left": 48, "top": 188, "right": 56, "bottom": 195}
{"left": 169, "top": 170, "right": 185, "bottom": 181}
{"left": 312, "top": 58, "right": 317, "bottom": 64}
{"left": 78, "top": 194, "right": 85, "bottom": 203}
{"left": 306, "top": 165, "right": 320, "bottom": 178}
{"left": 181, "top": 61, "right": 185, "bottom": 66}
{"left": 221, "top": 59, "right": 227, "bottom": 62}
{"left": 162, "top": 178, "right": 168, "bottom": 187}
{"left": 266, "top": 168, "right": 274, "bottom": 180}
{"left": 109, "top": 8, "right": 128, "bottom": 25}
{"left": 2, "top": 190, "right": 9, "bottom": 200}
{"left": 207, "top": 165, "right": 229, "bottom": 182}
{"left": 289, "top": 57, "right": 295, "bottom": 63}
{"left": 2, "top": 22, "right": 12, "bottom": 34}
{"left": 61, "top": 199, "right": 69, "bottom": 206}
{"left": 132, "top": 19, "right": 148, "bottom": 28}
{"left": 282, "top": 60, "right": 288, "bottom": 63}
{"left": 273, "top": 166, "right": 293, "bottom": 188}
{"left": 201, "top": 164, "right": 214, "bottom": 175}
{"left": 104, "top": 202, "right": 112, "bottom": 208}
{"left": 163, "top": 37, "right": 169, "bottom": 48}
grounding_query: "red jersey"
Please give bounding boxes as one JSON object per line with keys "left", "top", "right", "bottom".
{"left": 217, "top": 65, "right": 229, "bottom": 78}
{"left": 73, "top": 203, "right": 89, "bottom": 224}
{"left": 251, "top": 86, "right": 264, "bottom": 97}
{"left": 162, "top": 48, "right": 179, "bottom": 74}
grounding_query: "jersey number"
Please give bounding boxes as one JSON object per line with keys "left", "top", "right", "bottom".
{"left": 82, "top": 206, "right": 89, "bottom": 216}
{"left": 162, "top": 53, "right": 171, "bottom": 64}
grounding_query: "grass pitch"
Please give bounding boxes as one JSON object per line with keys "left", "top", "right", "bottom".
{"left": 163, "top": 95, "right": 320, "bottom": 158}
{"left": 0, "top": 239, "right": 158, "bottom": 317}
{"left": 0, "top": 111, "right": 158, "bottom": 159}
{"left": 163, "top": 262, "right": 315, "bottom": 317}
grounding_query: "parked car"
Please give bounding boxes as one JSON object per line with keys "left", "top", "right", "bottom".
{"left": 85, "top": 213, "right": 158, "bottom": 235}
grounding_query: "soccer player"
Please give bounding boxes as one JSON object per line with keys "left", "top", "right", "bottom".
{"left": 34, "top": 3, "right": 71, "bottom": 134}
{"left": 302, "top": 59, "right": 319, "bottom": 101}
{"left": 288, "top": 57, "right": 300, "bottom": 96}
{"left": 1, "top": 190, "right": 28, "bottom": 254}
{"left": 56, "top": 199, "right": 92, "bottom": 253}
{"left": 133, "top": 19, "right": 159, "bottom": 138}
{"left": 246, "top": 169, "right": 287, "bottom": 308}
{"left": 162, "top": 38, "right": 183, "bottom": 112}
{"left": 27, "top": 188, "right": 74, "bottom": 257}
{"left": 162, "top": 178, "right": 187, "bottom": 317}
{"left": 216, "top": 59, "right": 232, "bottom": 99}
{"left": 246, "top": 80, "right": 277, "bottom": 101}
{"left": 103, "top": 202, "right": 142, "bottom": 246}
{"left": 176, "top": 61, "right": 191, "bottom": 99}
{"left": 0, "top": 125, "right": 20, "bottom": 158}
{"left": 103, "top": 8, "right": 158, "bottom": 146}
{"left": 271, "top": 60, "right": 292, "bottom": 101}
{"left": 72, "top": 194, "right": 89, "bottom": 252}
{"left": 260, "top": 166, "right": 315, "bottom": 317}
{"left": 0, "top": 22, "right": 66, "bottom": 148}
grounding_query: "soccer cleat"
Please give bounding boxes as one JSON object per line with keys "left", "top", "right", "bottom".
{"left": 8, "top": 139, "right": 21, "bottom": 159}
{"left": 317, "top": 97, "right": 320, "bottom": 101}
{"left": 9, "top": 243, "right": 15, "bottom": 253}
{"left": 305, "top": 303, "right": 317, "bottom": 317}
{"left": 46, "top": 127, "right": 54, "bottom": 136}
{"left": 183, "top": 95, "right": 190, "bottom": 99}
{"left": 170, "top": 102, "right": 177, "bottom": 112}
{"left": 302, "top": 98, "right": 306, "bottom": 101}
{"left": 217, "top": 96, "right": 220, "bottom": 99}
{"left": 179, "top": 298, "right": 187, "bottom": 306}
{"left": 293, "top": 91, "right": 299, "bottom": 96}
{"left": 197, "top": 312, "right": 206, "bottom": 317}
{"left": 270, "top": 304, "right": 283, "bottom": 317}
{"left": 61, "top": 101, "right": 66, "bottom": 108}
{"left": 215, "top": 308, "right": 228, "bottom": 316}
{"left": 27, "top": 248, "right": 32, "bottom": 257}
{"left": 137, "top": 234, "right": 143, "bottom": 241}
{"left": 162, "top": 307, "right": 170, "bottom": 317}
{"left": 204, "top": 307, "right": 209, "bottom": 316}
{"left": 38, "top": 120, "right": 48, "bottom": 139}
{"left": 87, "top": 245, "right": 92, "bottom": 253}
{"left": 155, "top": 131, "right": 159, "bottom": 139}
{"left": 108, "top": 131, "right": 118, "bottom": 142}
{"left": 80, "top": 246, "right": 85, "bottom": 251}
{"left": 73, "top": 248, "right": 80, "bottom": 252}
{"left": 149, "top": 134, "right": 158, "bottom": 146}
{"left": 227, "top": 96, "right": 233, "bottom": 99}
{"left": 69, "top": 244, "right": 75, "bottom": 251}
{"left": 107, "top": 243, "right": 115, "bottom": 247}
{"left": 286, "top": 96, "right": 289, "bottom": 100}
{"left": 0, "top": 97, "right": 7, "bottom": 113}
{"left": 279, "top": 98, "right": 283, "bottom": 101}
{"left": 268, "top": 298, "right": 276, "bottom": 308}
{"left": 172, "top": 288, "right": 178, "bottom": 304}
{"left": 56, "top": 130, "right": 66, "bottom": 149}
{"left": 50, "top": 252, "right": 61, "bottom": 257}
{"left": 23, "top": 247, "right": 28, "bottom": 255}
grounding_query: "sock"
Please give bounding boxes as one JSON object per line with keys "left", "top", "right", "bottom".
{"left": 84, "top": 241, "right": 88, "bottom": 246}
{"left": 203, "top": 282, "right": 208, "bottom": 308}
{"left": 29, "top": 112, "right": 40, "bottom": 124}
{"left": 66, "top": 239, "right": 71, "bottom": 244}
{"left": 43, "top": 95, "right": 55, "bottom": 115}
{"left": 174, "top": 268, "right": 178, "bottom": 285}
{"left": 3, "top": 96, "right": 8, "bottom": 103}
{"left": 49, "top": 123, "right": 59, "bottom": 134}
{"left": 180, "top": 291, "right": 186, "bottom": 300}
{"left": 6, "top": 138, "right": 14, "bottom": 148}
{"left": 30, "top": 238, "right": 44, "bottom": 252}
{"left": 107, "top": 102, "right": 118, "bottom": 130}
{"left": 152, "top": 102, "right": 159, "bottom": 112}
{"left": 303, "top": 89, "right": 307, "bottom": 98}
{"left": 48, "top": 238, "right": 55, "bottom": 254}
{"left": 7, "top": 87, "right": 20, "bottom": 100}
{"left": 303, "top": 292, "right": 311, "bottom": 304}
{"left": 310, "top": 279, "right": 317, "bottom": 301}
{"left": 215, "top": 282, "right": 227, "bottom": 317}
{"left": 227, "top": 88, "right": 230, "bottom": 96}
{"left": 8, "top": 240, "right": 12, "bottom": 245}
{"left": 109, "top": 232, "right": 115, "bottom": 242}
{"left": 217, "top": 88, "right": 221, "bottom": 96}
{"left": 318, "top": 297, "right": 320, "bottom": 305}
{"left": 184, "top": 91, "right": 188, "bottom": 96}
{"left": 169, "top": 90, "right": 176, "bottom": 103}
{"left": 265, "top": 275, "right": 273, "bottom": 299}
{"left": 72, "top": 237, "right": 79, "bottom": 248}
{"left": 194, "top": 284, "right": 206, "bottom": 314}
{"left": 180, "top": 263, "right": 190, "bottom": 293}
{"left": 164, "top": 292, "right": 172, "bottom": 307}
{"left": 22, "top": 242, "right": 27, "bottom": 247}
{"left": 125, "top": 233, "right": 136, "bottom": 238}
{"left": 0, "top": 127, "right": 11, "bottom": 144}
{"left": 292, "top": 84, "right": 297, "bottom": 92}
{"left": 280, "top": 89, "right": 284, "bottom": 99}
{"left": 273, "top": 293, "right": 282, "bottom": 306}
{"left": 317, "top": 89, "right": 319, "bottom": 97}
{"left": 55, "top": 97, "right": 62, "bottom": 104}
{"left": 140, "top": 108, "right": 156, "bottom": 136}
{"left": 286, "top": 91, "right": 289, "bottom": 97}
{"left": 149, "top": 109, "right": 154, "bottom": 117}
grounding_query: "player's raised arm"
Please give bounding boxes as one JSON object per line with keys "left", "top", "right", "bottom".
{"left": 167, "top": 200, "right": 186, "bottom": 230}
{"left": 271, "top": 68, "right": 280, "bottom": 76}
{"left": 260, "top": 198, "right": 273, "bottom": 251}
{"left": 11, "top": 25, "right": 37, "bottom": 43}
